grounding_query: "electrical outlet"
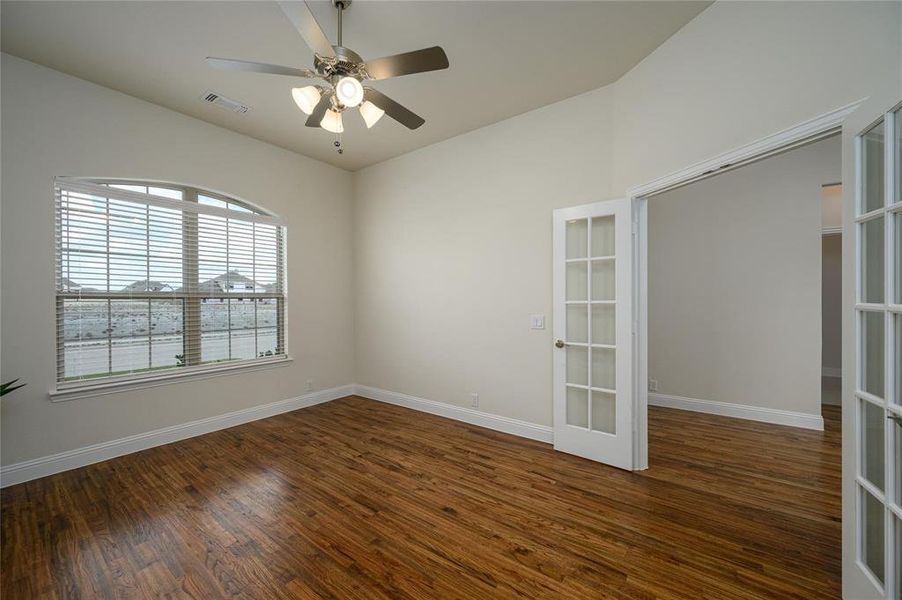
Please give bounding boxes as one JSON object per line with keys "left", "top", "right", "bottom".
{"left": 648, "top": 378, "right": 658, "bottom": 392}
{"left": 305, "top": 379, "right": 314, "bottom": 392}
{"left": 470, "top": 392, "right": 479, "bottom": 408}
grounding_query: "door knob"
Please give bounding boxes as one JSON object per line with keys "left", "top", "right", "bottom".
{"left": 555, "top": 339, "right": 565, "bottom": 348}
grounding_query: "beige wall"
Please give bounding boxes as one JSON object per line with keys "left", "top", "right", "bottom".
{"left": 610, "top": 1, "right": 899, "bottom": 194}
{"left": 0, "top": 54, "right": 355, "bottom": 465}
{"left": 822, "top": 235, "right": 842, "bottom": 373}
{"left": 353, "top": 1, "right": 900, "bottom": 428}
{"left": 354, "top": 86, "right": 615, "bottom": 426}
{"left": 648, "top": 136, "right": 840, "bottom": 416}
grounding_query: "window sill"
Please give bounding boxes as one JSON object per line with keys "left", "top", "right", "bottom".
{"left": 49, "top": 356, "right": 293, "bottom": 402}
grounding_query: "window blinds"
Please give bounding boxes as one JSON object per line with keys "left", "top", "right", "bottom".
{"left": 54, "top": 178, "right": 287, "bottom": 386}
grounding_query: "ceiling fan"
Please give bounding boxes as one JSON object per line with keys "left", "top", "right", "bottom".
{"left": 206, "top": 0, "right": 449, "bottom": 152}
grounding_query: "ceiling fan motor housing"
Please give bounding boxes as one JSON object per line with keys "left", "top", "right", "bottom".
{"left": 314, "top": 47, "right": 367, "bottom": 87}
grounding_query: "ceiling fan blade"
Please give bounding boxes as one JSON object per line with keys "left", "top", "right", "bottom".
{"left": 206, "top": 57, "right": 316, "bottom": 78}
{"left": 364, "top": 88, "right": 425, "bottom": 130}
{"left": 364, "top": 46, "right": 449, "bottom": 81}
{"left": 278, "top": 1, "right": 335, "bottom": 59}
{"left": 305, "top": 92, "right": 333, "bottom": 128}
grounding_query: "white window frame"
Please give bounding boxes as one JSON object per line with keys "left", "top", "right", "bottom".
{"left": 50, "top": 177, "right": 290, "bottom": 401}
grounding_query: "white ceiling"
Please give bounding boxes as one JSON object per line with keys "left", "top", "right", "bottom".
{"left": 1, "top": 1, "right": 710, "bottom": 171}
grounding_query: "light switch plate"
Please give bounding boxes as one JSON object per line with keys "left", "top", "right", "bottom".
{"left": 530, "top": 314, "right": 545, "bottom": 330}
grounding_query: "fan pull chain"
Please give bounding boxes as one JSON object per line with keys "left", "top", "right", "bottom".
{"left": 333, "top": 131, "right": 343, "bottom": 154}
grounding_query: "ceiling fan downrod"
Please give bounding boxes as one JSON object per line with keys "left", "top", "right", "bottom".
{"left": 335, "top": 0, "right": 346, "bottom": 47}
{"left": 332, "top": 0, "right": 349, "bottom": 155}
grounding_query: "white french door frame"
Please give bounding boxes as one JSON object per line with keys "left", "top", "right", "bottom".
{"left": 552, "top": 198, "right": 634, "bottom": 470}
{"left": 849, "top": 100, "right": 901, "bottom": 599}
{"left": 626, "top": 99, "right": 864, "bottom": 471}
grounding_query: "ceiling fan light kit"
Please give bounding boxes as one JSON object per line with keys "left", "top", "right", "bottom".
{"left": 206, "top": 0, "right": 449, "bottom": 155}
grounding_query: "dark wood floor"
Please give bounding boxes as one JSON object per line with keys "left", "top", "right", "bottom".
{"left": 2, "top": 398, "right": 841, "bottom": 599}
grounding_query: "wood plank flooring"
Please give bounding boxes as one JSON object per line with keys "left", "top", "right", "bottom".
{"left": 1, "top": 398, "right": 841, "bottom": 599}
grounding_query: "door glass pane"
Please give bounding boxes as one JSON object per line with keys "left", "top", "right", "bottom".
{"left": 566, "top": 219, "right": 588, "bottom": 259}
{"left": 591, "top": 216, "right": 614, "bottom": 257}
{"left": 861, "top": 398, "right": 885, "bottom": 491}
{"left": 591, "top": 261, "right": 615, "bottom": 301}
{"left": 895, "top": 313, "right": 901, "bottom": 407}
{"left": 591, "top": 304, "right": 615, "bottom": 346}
{"left": 566, "top": 262, "right": 588, "bottom": 300}
{"left": 895, "top": 517, "right": 901, "bottom": 597}
{"left": 895, "top": 212, "right": 901, "bottom": 305}
{"left": 591, "top": 390, "right": 615, "bottom": 434}
{"left": 566, "top": 346, "right": 588, "bottom": 386}
{"left": 895, "top": 109, "right": 901, "bottom": 204}
{"left": 566, "top": 387, "right": 588, "bottom": 427}
{"left": 861, "top": 217, "right": 884, "bottom": 304}
{"left": 862, "top": 311, "right": 885, "bottom": 398}
{"left": 862, "top": 120, "right": 884, "bottom": 214}
{"left": 566, "top": 304, "right": 588, "bottom": 343}
{"left": 861, "top": 487, "right": 885, "bottom": 585}
{"left": 894, "top": 414, "right": 902, "bottom": 504}
{"left": 591, "top": 347, "right": 616, "bottom": 390}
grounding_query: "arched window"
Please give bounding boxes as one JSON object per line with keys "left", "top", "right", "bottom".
{"left": 54, "top": 178, "right": 287, "bottom": 393}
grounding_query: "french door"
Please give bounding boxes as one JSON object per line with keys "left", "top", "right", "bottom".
{"left": 552, "top": 198, "right": 633, "bottom": 470}
{"left": 852, "top": 102, "right": 901, "bottom": 598}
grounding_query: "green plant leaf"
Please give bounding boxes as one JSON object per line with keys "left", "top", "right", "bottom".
{"left": 1, "top": 379, "right": 27, "bottom": 397}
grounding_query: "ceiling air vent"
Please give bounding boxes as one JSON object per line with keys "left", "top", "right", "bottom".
{"left": 200, "top": 90, "right": 249, "bottom": 114}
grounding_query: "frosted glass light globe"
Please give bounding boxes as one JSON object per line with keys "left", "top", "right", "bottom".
{"left": 320, "top": 109, "right": 344, "bottom": 133}
{"left": 335, "top": 77, "right": 364, "bottom": 108}
{"left": 359, "top": 101, "right": 385, "bottom": 128}
{"left": 291, "top": 86, "right": 321, "bottom": 115}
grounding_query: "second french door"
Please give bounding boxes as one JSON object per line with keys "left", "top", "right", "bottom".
{"left": 849, "top": 101, "right": 901, "bottom": 599}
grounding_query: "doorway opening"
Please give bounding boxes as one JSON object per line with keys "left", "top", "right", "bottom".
{"left": 638, "top": 135, "right": 844, "bottom": 588}
{"left": 622, "top": 99, "right": 897, "bottom": 599}
{"left": 630, "top": 101, "right": 862, "bottom": 470}
{"left": 644, "top": 133, "right": 841, "bottom": 438}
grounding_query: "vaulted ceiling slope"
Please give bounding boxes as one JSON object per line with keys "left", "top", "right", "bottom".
{"left": 1, "top": 1, "right": 710, "bottom": 170}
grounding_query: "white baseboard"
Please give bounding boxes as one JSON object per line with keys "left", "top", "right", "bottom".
{"left": 822, "top": 367, "right": 842, "bottom": 378}
{"left": 353, "top": 384, "right": 554, "bottom": 444}
{"left": 649, "top": 393, "right": 824, "bottom": 431}
{"left": 2, "top": 384, "right": 824, "bottom": 488}
{"left": 0, "top": 384, "right": 354, "bottom": 488}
